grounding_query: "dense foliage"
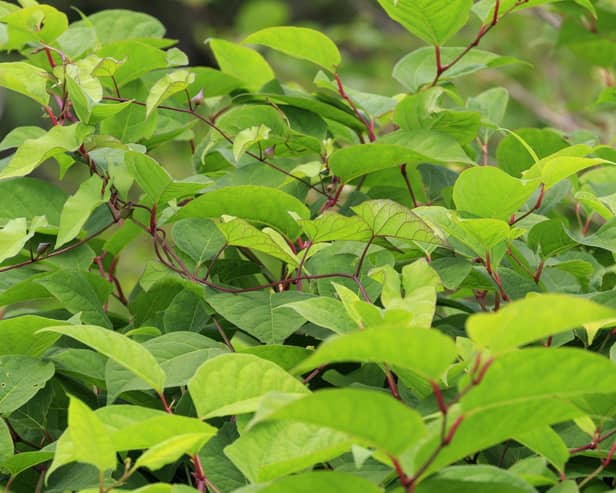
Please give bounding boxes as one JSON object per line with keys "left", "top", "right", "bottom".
{"left": 1, "top": 0, "right": 616, "bottom": 492}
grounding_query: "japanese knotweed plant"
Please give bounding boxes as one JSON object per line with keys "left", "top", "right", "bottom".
{"left": 0, "top": 0, "right": 616, "bottom": 492}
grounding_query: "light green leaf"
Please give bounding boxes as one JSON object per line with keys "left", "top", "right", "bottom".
{"left": 134, "top": 433, "right": 213, "bottom": 472}
{"left": 0, "top": 123, "right": 94, "bottom": 180}
{"left": 68, "top": 395, "right": 116, "bottom": 472}
{"left": 244, "top": 27, "right": 341, "bottom": 72}
{"left": 56, "top": 175, "right": 110, "bottom": 248}
{"left": 1, "top": 5, "right": 67, "bottom": 49}
{"left": 0, "top": 356, "right": 54, "bottom": 416}
{"left": 0, "top": 62, "right": 49, "bottom": 106}
{"left": 265, "top": 388, "right": 426, "bottom": 455}
{"left": 299, "top": 212, "right": 372, "bottom": 243}
{"left": 467, "top": 294, "right": 616, "bottom": 351}
{"left": 171, "top": 218, "right": 226, "bottom": 266}
{"left": 566, "top": 217, "right": 616, "bottom": 254}
{"left": 280, "top": 297, "right": 357, "bottom": 334}
{"left": 0, "top": 418, "right": 12, "bottom": 463}
{"left": 96, "top": 405, "right": 216, "bottom": 451}
{"left": 175, "top": 185, "right": 310, "bottom": 238}
{"left": 0, "top": 315, "right": 64, "bottom": 356}
{"left": 0, "top": 216, "right": 46, "bottom": 263}
{"left": 38, "top": 324, "right": 166, "bottom": 393}
{"left": 453, "top": 167, "right": 540, "bottom": 221}
{"left": 377, "top": 0, "right": 472, "bottom": 45}
{"left": 352, "top": 199, "right": 443, "bottom": 246}
{"left": 146, "top": 70, "right": 196, "bottom": 117}
{"left": 513, "top": 427, "right": 569, "bottom": 472}
{"left": 414, "top": 465, "right": 536, "bottom": 493}
{"left": 1, "top": 450, "right": 54, "bottom": 477}
{"left": 236, "top": 471, "right": 383, "bottom": 493}
{"left": 0, "top": 178, "right": 67, "bottom": 227}
{"left": 35, "top": 271, "right": 112, "bottom": 328}
{"left": 293, "top": 325, "right": 455, "bottom": 380}
{"left": 216, "top": 218, "right": 298, "bottom": 266}
{"left": 125, "top": 151, "right": 173, "bottom": 202}
{"left": 225, "top": 421, "right": 351, "bottom": 483}
{"left": 329, "top": 141, "right": 470, "bottom": 183}
{"left": 393, "top": 47, "right": 520, "bottom": 92}
{"left": 208, "top": 38, "right": 274, "bottom": 90}
{"left": 411, "top": 348, "right": 616, "bottom": 475}
{"left": 189, "top": 353, "right": 308, "bottom": 418}
{"left": 206, "top": 290, "right": 310, "bottom": 344}
{"left": 233, "top": 124, "right": 271, "bottom": 162}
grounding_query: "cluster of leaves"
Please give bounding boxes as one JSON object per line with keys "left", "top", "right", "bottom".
{"left": 1, "top": 0, "right": 616, "bottom": 492}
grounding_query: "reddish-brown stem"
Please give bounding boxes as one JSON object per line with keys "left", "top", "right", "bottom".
{"left": 534, "top": 260, "right": 545, "bottom": 284}
{"left": 431, "top": 380, "right": 447, "bottom": 414}
{"left": 213, "top": 318, "right": 235, "bottom": 352}
{"left": 333, "top": 73, "right": 376, "bottom": 142}
{"left": 511, "top": 183, "right": 545, "bottom": 225}
{"left": 44, "top": 46, "right": 56, "bottom": 68}
{"left": 355, "top": 236, "right": 374, "bottom": 277}
{"left": 302, "top": 365, "right": 325, "bottom": 384}
{"left": 384, "top": 364, "right": 401, "bottom": 401}
{"left": 44, "top": 105, "right": 59, "bottom": 126}
{"left": 430, "top": 0, "right": 507, "bottom": 87}
{"left": 400, "top": 164, "right": 418, "bottom": 208}
{"left": 569, "top": 428, "right": 616, "bottom": 454}
{"left": 111, "top": 76, "right": 121, "bottom": 98}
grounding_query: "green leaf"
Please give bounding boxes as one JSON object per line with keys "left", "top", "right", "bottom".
{"left": 393, "top": 47, "right": 519, "bottom": 92}
{"left": 299, "top": 212, "right": 372, "bottom": 243}
{"left": 0, "top": 418, "right": 12, "bottom": 462}
{"left": 35, "top": 271, "right": 112, "bottom": 328}
{"left": 133, "top": 433, "right": 213, "bottom": 472}
{"left": 189, "top": 353, "right": 308, "bottom": 418}
{"left": 208, "top": 38, "right": 274, "bottom": 90}
{"left": 566, "top": 217, "right": 616, "bottom": 253}
{"left": 453, "top": 167, "right": 540, "bottom": 221}
{"left": 225, "top": 421, "right": 351, "bottom": 482}
{"left": 265, "top": 388, "right": 426, "bottom": 455}
{"left": 0, "top": 355, "right": 54, "bottom": 415}
{"left": 527, "top": 220, "right": 576, "bottom": 258}
{"left": 1, "top": 5, "right": 68, "bottom": 49}
{"left": 329, "top": 140, "right": 471, "bottom": 183}
{"left": 175, "top": 185, "right": 310, "bottom": 238}
{"left": 233, "top": 124, "right": 271, "bottom": 162}
{"left": 216, "top": 218, "right": 298, "bottom": 266}
{"left": 171, "top": 218, "right": 226, "bottom": 266}
{"left": 146, "top": 69, "right": 196, "bottom": 117}
{"left": 0, "top": 62, "right": 49, "bottom": 106}
{"left": 293, "top": 325, "right": 455, "bottom": 380}
{"left": 96, "top": 41, "right": 169, "bottom": 87}
{"left": 106, "top": 332, "right": 226, "bottom": 403}
{"left": 0, "top": 123, "right": 94, "bottom": 180}
{"left": 0, "top": 315, "right": 64, "bottom": 356}
{"left": 125, "top": 151, "right": 172, "bottom": 202}
{"left": 0, "top": 178, "right": 68, "bottom": 227}
{"left": 1, "top": 450, "right": 54, "bottom": 476}
{"left": 244, "top": 27, "right": 341, "bottom": 72}
{"left": 56, "top": 175, "right": 110, "bottom": 248}
{"left": 86, "top": 9, "right": 165, "bottom": 44}
{"left": 68, "top": 395, "right": 116, "bottom": 472}
{"left": 523, "top": 153, "right": 612, "bottom": 189}
{"left": 352, "top": 199, "right": 443, "bottom": 246}
{"left": 206, "top": 290, "right": 311, "bottom": 344}
{"left": 496, "top": 128, "right": 568, "bottom": 178}
{"left": 377, "top": 0, "right": 472, "bottom": 45}
{"left": 237, "top": 471, "right": 383, "bottom": 493}
{"left": 467, "top": 294, "right": 616, "bottom": 351}
{"left": 513, "top": 427, "right": 569, "bottom": 472}
{"left": 280, "top": 297, "right": 357, "bottom": 334}
{"left": 415, "top": 465, "right": 536, "bottom": 493}
{"left": 410, "top": 348, "right": 616, "bottom": 475}
{"left": 0, "top": 216, "right": 46, "bottom": 263}
{"left": 39, "top": 324, "right": 166, "bottom": 393}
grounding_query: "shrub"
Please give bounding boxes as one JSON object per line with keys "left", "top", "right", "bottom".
{"left": 0, "top": 1, "right": 616, "bottom": 492}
